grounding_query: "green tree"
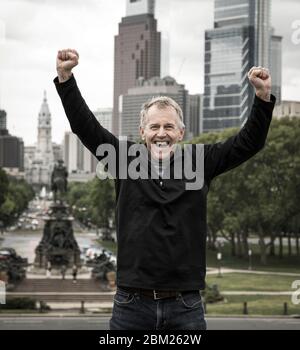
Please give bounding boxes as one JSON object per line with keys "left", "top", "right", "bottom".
{"left": 0, "top": 172, "right": 34, "bottom": 227}
{"left": 192, "top": 116, "right": 300, "bottom": 264}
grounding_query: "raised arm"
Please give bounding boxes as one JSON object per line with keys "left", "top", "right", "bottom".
{"left": 204, "top": 66, "right": 276, "bottom": 181}
{"left": 54, "top": 49, "right": 119, "bottom": 159}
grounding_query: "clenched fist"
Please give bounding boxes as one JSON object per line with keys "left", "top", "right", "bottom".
{"left": 56, "top": 49, "right": 79, "bottom": 83}
{"left": 248, "top": 66, "right": 272, "bottom": 102}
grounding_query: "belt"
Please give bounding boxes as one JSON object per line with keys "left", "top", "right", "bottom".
{"left": 119, "top": 286, "right": 189, "bottom": 300}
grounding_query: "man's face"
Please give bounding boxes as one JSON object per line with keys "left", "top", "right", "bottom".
{"left": 139, "top": 105, "right": 185, "bottom": 160}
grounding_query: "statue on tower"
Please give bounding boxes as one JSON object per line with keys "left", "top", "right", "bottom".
{"left": 51, "top": 159, "right": 68, "bottom": 203}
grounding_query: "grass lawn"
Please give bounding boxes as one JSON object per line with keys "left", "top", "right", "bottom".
{"left": 98, "top": 239, "right": 300, "bottom": 274}
{"left": 97, "top": 239, "right": 118, "bottom": 255}
{"left": 205, "top": 295, "right": 300, "bottom": 316}
{"left": 1, "top": 229, "right": 43, "bottom": 235}
{"left": 206, "top": 242, "right": 300, "bottom": 274}
{"left": 206, "top": 273, "right": 299, "bottom": 292}
{"left": 0, "top": 309, "right": 40, "bottom": 314}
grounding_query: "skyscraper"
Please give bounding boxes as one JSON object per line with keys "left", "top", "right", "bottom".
{"left": 0, "top": 110, "right": 7, "bottom": 132}
{"left": 63, "top": 131, "right": 95, "bottom": 182}
{"left": 203, "top": 0, "right": 278, "bottom": 132}
{"left": 94, "top": 108, "right": 113, "bottom": 133}
{"left": 112, "top": 0, "right": 161, "bottom": 135}
{"left": 270, "top": 32, "right": 282, "bottom": 104}
{"left": 126, "top": 0, "right": 155, "bottom": 16}
{"left": 189, "top": 94, "right": 203, "bottom": 138}
{"left": 213, "top": 0, "right": 271, "bottom": 67}
{"left": 0, "top": 109, "right": 24, "bottom": 174}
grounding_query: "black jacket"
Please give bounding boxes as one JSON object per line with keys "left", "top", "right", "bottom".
{"left": 54, "top": 75, "right": 275, "bottom": 290}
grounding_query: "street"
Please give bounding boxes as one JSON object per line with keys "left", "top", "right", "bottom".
{"left": 0, "top": 230, "right": 99, "bottom": 264}
{"left": 0, "top": 316, "right": 299, "bottom": 330}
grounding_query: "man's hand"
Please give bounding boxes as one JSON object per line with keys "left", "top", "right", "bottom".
{"left": 248, "top": 66, "right": 272, "bottom": 102}
{"left": 56, "top": 49, "right": 79, "bottom": 83}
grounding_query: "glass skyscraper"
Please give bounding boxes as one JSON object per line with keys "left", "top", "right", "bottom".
{"left": 203, "top": 0, "right": 275, "bottom": 132}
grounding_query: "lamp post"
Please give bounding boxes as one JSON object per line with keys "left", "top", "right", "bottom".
{"left": 217, "top": 252, "right": 222, "bottom": 277}
{"left": 248, "top": 249, "right": 252, "bottom": 270}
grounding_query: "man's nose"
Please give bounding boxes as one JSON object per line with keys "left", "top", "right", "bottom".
{"left": 157, "top": 127, "right": 166, "bottom": 137}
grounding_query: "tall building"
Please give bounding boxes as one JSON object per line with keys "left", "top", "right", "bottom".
{"left": 213, "top": 0, "right": 271, "bottom": 67}
{"left": 161, "top": 32, "right": 170, "bottom": 78}
{"left": 112, "top": 0, "right": 161, "bottom": 135}
{"left": 35, "top": 91, "right": 53, "bottom": 166}
{"left": 25, "top": 92, "right": 54, "bottom": 188}
{"left": 270, "top": 32, "right": 282, "bottom": 104}
{"left": 0, "top": 109, "right": 24, "bottom": 174}
{"left": 64, "top": 132, "right": 80, "bottom": 173}
{"left": 189, "top": 94, "right": 203, "bottom": 138}
{"left": 52, "top": 143, "right": 63, "bottom": 163}
{"left": 24, "top": 145, "right": 35, "bottom": 171}
{"left": 63, "top": 132, "right": 96, "bottom": 182}
{"left": 0, "top": 134, "right": 24, "bottom": 173}
{"left": 203, "top": 0, "right": 279, "bottom": 132}
{"left": 0, "top": 110, "right": 7, "bottom": 131}
{"left": 126, "top": 0, "right": 155, "bottom": 16}
{"left": 94, "top": 108, "right": 113, "bottom": 133}
{"left": 255, "top": 0, "right": 272, "bottom": 68}
{"left": 120, "top": 76, "right": 189, "bottom": 141}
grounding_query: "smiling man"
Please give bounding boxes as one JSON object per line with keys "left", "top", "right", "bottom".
{"left": 54, "top": 49, "right": 275, "bottom": 330}
{"left": 140, "top": 96, "right": 185, "bottom": 161}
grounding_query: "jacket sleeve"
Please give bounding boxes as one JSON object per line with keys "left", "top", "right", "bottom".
{"left": 204, "top": 94, "right": 276, "bottom": 181}
{"left": 53, "top": 75, "right": 119, "bottom": 159}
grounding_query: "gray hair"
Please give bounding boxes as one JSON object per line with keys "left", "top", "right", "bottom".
{"left": 140, "top": 96, "right": 185, "bottom": 129}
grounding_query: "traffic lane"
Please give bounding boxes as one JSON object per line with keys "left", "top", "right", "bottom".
{"left": 0, "top": 317, "right": 299, "bottom": 330}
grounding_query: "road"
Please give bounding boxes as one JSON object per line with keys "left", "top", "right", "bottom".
{"left": 0, "top": 230, "right": 99, "bottom": 264}
{"left": 0, "top": 316, "right": 299, "bottom": 330}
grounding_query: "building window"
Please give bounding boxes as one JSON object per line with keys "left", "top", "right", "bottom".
{"left": 136, "top": 43, "right": 139, "bottom": 50}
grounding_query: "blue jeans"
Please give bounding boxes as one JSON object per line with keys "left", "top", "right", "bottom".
{"left": 109, "top": 287, "right": 207, "bottom": 330}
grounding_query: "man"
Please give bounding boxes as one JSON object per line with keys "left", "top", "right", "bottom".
{"left": 61, "top": 264, "right": 67, "bottom": 280}
{"left": 54, "top": 49, "right": 275, "bottom": 330}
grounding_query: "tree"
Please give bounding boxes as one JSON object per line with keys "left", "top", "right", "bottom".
{"left": 90, "top": 179, "right": 115, "bottom": 240}
{"left": 191, "top": 116, "right": 300, "bottom": 264}
{"left": 0, "top": 171, "right": 34, "bottom": 227}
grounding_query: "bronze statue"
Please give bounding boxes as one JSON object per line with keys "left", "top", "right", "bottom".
{"left": 51, "top": 159, "right": 68, "bottom": 202}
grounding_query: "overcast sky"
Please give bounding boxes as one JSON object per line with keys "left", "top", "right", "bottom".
{"left": 0, "top": 0, "right": 299, "bottom": 145}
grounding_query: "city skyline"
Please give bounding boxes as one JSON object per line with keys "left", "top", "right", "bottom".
{"left": 0, "top": 0, "right": 299, "bottom": 145}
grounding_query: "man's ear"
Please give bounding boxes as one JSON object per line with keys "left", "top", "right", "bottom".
{"left": 140, "top": 126, "right": 145, "bottom": 140}
{"left": 178, "top": 128, "right": 185, "bottom": 141}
